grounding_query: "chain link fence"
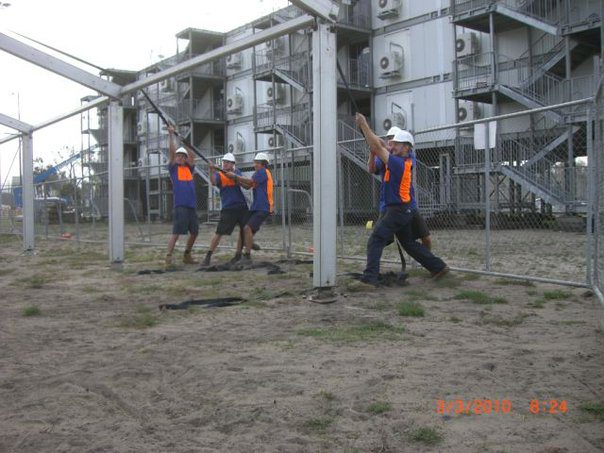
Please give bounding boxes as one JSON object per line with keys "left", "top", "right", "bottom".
{"left": 335, "top": 100, "right": 593, "bottom": 285}
{"left": 0, "top": 98, "right": 601, "bottom": 293}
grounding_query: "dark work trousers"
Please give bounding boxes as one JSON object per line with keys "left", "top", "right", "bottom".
{"left": 378, "top": 210, "right": 407, "bottom": 271}
{"left": 364, "top": 206, "right": 446, "bottom": 281}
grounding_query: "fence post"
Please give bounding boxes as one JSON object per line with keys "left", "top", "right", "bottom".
{"left": 484, "top": 122, "right": 491, "bottom": 272}
{"left": 586, "top": 105, "right": 595, "bottom": 286}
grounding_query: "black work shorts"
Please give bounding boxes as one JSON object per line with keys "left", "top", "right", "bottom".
{"left": 245, "top": 210, "right": 270, "bottom": 233}
{"left": 172, "top": 206, "right": 199, "bottom": 235}
{"left": 216, "top": 206, "right": 249, "bottom": 235}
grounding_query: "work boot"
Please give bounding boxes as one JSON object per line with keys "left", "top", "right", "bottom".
{"left": 183, "top": 251, "right": 199, "bottom": 265}
{"left": 239, "top": 253, "right": 252, "bottom": 265}
{"left": 229, "top": 252, "right": 242, "bottom": 264}
{"left": 165, "top": 254, "right": 173, "bottom": 266}
{"left": 202, "top": 251, "right": 212, "bottom": 266}
{"left": 432, "top": 265, "right": 450, "bottom": 280}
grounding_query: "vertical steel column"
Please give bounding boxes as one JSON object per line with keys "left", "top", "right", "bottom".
{"left": 586, "top": 105, "right": 594, "bottom": 285}
{"left": 565, "top": 35, "right": 575, "bottom": 210}
{"left": 484, "top": 123, "right": 491, "bottom": 272}
{"left": 312, "top": 21, "right": 337, "bottom": 288}
{"left": 108, "top": 101, "right": 124, "bottom": 266}
{"left": 21, "top": 132, "right": 34, "bottom": 251}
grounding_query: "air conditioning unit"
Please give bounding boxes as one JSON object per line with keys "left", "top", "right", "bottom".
{"left": 456, "top": 32, "right": 480, "bottom": 57}
{"left": 457, "top": 101, "right": 481, "bottom": 122}
{"left": 265, "top": 37, "right": 285, "bottom": 58}
{"left": 377, "top": 0, "right": 401, "bottom": 20}
{"left": 266, "top": 84, "right": 285, "bottom": 105}
{"left": 136, "top": 121, "right": 147, "bottom": 136}
{"left": 383, "top": 112, "right": 406, "bottom": 131}
{"left": 379, "top": 49, "right": 403, "bottom": 79}
{"left": 226, "top": 92, "right": 244, "bottom": 114}
{"left": 228, "top": 133, "right": 246, "bottom": 153}
{"left": 226, "top": 52, "right": 242, "bottom": 69}
{"left": 268, "top": 135, "right": 284, "bottom": 148}
{"left": 160, "top": 78, "right": 174, "bottom": 92}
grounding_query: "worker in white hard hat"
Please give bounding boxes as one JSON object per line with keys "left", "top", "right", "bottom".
{"left": 355, "top": 113, "right": 449, "bottom": 285}
{"left": 225, "top": 151, "right": 274, "bottom": 263}
{"left": 368, "top": 126, "right": 433, "bottom": 276}
{"left": 165, "top": 125, "right": 199, "bottom": 266}
{"left": 202, "top": 152, "right": 250, "bottom": 266}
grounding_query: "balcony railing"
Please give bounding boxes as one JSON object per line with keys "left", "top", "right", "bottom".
{"left": 176, "top": 51, "right": 226, "bottom": 78}
{"left": 337, "top": 1, "right": 371, "bottom": 29}
{"left": 562, "top": 3, "right": 601, "bottom": 29}
{"left": 454, "top": 51, "right": 495, "bottom": 92}
{"left": 337, "top": 57, "right": 372, "bottom": 89}
{"left": 177, "top": 99, "right": 225, "bottom": 122}
{"left": 452, "top": 0, "right": 562, "bottom": 24}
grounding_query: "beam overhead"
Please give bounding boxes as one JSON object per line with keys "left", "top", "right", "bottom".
{"left": 0, "top": 32, "right": 122, "bottom": 98}
{"left": 290, "top": 0, "right": 339, "bottom": 22}
{"left": 0, "top": 96, "right": 108, "bottom": 145}
{"left": 120, "top": 14, "right": 315, "bottom": 96}
{"left": 0, "top": 113, "right": 32, "bottom": 133}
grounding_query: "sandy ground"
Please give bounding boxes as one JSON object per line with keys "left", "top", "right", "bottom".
{"left": 1, "top": 236, "right": 604, "bottom": 452}
{"left": 6, "top": 219, "right": 591, "bottom": 284}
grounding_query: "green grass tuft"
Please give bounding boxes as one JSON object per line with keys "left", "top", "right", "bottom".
{"left": 397, "top": 301, "right": 425, "bottom": 317}
{"left": 580, "top": 402, "right": 604, "bottom": 421}
{"left": 22, "top": 305, "right": 41, "bottom": 317}
{"left": 410, "top": 427, "right": 443, "bottom": 445}
{"left": 367, "top": 402, "right": 392, "bottom": 414}
{"left": 16, "top": 274, "right": 50, "bottom": 289}
{"left": 303, "top": 417, "right": 333, "bottom": 434}
{"left": 528, "top": 299, "right": 546, "bottom": 309}
{"left": 319, "top": 390, "right": 336, "bottom": 401}
{"left": 543, "top": 290, "right": 572, "bottom": 300}
{"left": 298, "top": 321, "right": 405, "bottom": 343}
{"left": 119, "top": 305, "right": 158, "bottom": 328}
{"left": 480, "top": 313, "right": 528, "bottom": 327}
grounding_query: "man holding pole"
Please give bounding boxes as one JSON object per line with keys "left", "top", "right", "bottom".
{"left": 355, "top": 113, "right": 448, "bottom": 285}
{"left": 165, "top": 125, "right": 199, "bottom": 266}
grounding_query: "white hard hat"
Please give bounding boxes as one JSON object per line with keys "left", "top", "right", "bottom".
{"left": 391, "top": 130, "right": 415, "bottom": 147}
{"left": 254, "top": 152, "right": 270, "bottom": 163}
{"left": 175, "top": 147, "right": 188, "bottom": 155}
{"left": 222, "top": 152, "right": 236, "bottom": 162}
{"left": 386, "top": 126, "right": 402, "bottom": 138}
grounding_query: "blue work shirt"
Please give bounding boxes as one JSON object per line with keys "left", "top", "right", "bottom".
{"left": 214, "top": 169, "right": 247, "bottom": 209}
{"left": 169, "top": 163, "right": 196, "bottom": 208}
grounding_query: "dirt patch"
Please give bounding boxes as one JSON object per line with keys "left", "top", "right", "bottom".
{"left": 1, "top": 238, "right": 603, "bottom": 452}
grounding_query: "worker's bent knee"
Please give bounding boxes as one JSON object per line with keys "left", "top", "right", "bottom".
{"left": 421, "top": 236, "right": 432, "bottom": 249}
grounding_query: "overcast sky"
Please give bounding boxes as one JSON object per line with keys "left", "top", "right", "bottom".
{"left": 0, "top": 0, "right": 289, "bottom": 187}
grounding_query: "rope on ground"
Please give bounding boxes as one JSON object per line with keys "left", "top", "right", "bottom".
{"left": 159, "top": 297, "right": 244, "bottom": 311}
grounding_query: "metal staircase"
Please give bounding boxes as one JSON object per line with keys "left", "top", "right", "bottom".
{"left": 453, "top": 0, "right": 561, "bottom": 34}
{"left": 273, "top": 52, "right": 311, "bottom": 93}
{"left": 498, "top": 158, "right": 566, "bottom": 209}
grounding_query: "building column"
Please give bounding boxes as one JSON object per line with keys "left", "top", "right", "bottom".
{"left": 312, "top": 21, "right": 337, "bottom": 288}
{"left": 108, "top": 100, "right": 124, "bottom": 266}
{"left": 21, "top": 132, "right": 34, "bottom": 251}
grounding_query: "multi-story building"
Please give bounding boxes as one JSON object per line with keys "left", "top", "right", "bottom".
{"left": 451, "top": 0, "right": 601, "bottom": 215}
{"left": 85, "top": 0, "right": 602, "bottom": 222}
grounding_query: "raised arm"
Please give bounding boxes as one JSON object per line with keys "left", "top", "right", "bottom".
{"left": 367, "top": 149, "right": 377, "bottom": 174}
{"left": 355, "top": 113, "right": 389, "bottom": 165}
{"left": 168, "top": 125, "right": 177, "bottom": 163}
{"left": 184, "top": 143, "right": 195, "bottom": 165}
